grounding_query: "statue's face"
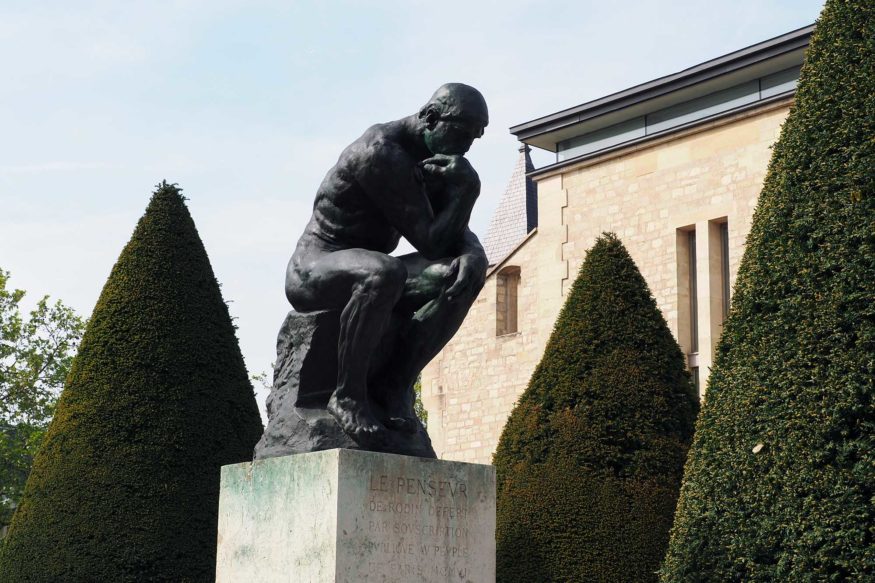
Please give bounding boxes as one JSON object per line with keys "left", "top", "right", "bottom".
{"left": 424, "top": 114, "right": 485, "bottom": 156}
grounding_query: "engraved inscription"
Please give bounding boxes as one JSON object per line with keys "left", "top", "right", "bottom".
{"left": 368, "top": 474, "right": 468, "bottom": 498}
{"left": 361, "top": 469, "right": 475, "bottom": 579}
{"left": 337, "top": 455, "right": 495, "bottom": 583}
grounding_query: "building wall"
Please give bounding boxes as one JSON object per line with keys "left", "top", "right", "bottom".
{"left": 422, "top": 99, "right": 792, "bottom": 464}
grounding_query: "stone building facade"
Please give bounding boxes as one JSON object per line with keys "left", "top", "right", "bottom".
{"left": 422, "top": 25, "right": 813, "bottom": 464}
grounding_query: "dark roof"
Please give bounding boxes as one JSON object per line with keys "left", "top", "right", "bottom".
{"left": 510, "top": 24, "right": 814, "bottom": 151}
{"left": 482, "top": 145, "right": 538, "bottom": 265}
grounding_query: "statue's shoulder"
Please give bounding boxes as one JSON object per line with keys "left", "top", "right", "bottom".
{"left": 346, "top": 121, "right": 410, "bottom": 167}
{"left": 337, "top": 122, "right": 413, "bottom": 176}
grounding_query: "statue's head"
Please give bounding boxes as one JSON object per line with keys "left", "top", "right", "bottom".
{"left": 419, "top": 83, "right": 488, "bottom": 155}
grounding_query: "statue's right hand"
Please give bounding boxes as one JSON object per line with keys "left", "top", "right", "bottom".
{"left": 420, "top": 154, "right": 478, "bottom": 187}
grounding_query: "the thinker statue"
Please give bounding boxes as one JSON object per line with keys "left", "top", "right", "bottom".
{"left": 255, "top": 83, "right": 488, "bottom": 459}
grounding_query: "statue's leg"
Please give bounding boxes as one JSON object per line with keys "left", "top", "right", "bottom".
{"left": 286, "top": 249, "right": 407, "bottom": 444}
{"left": 371, "top": 253, "right": 484, "bottom": 429}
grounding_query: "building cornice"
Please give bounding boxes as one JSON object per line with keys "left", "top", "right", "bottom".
{"left": 511, "top": 24, "right": 813, "bottom": 152}
{"left": 526, "top": 94, "right": 795, "bottom": 181}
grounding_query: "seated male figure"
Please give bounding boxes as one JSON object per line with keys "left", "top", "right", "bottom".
{"left": 285, "top": 83, "right": 489, "bottom": 451}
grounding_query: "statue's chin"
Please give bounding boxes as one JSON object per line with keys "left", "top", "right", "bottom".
{"left": 424, "top": 137, "right": 467, "bottom": 156}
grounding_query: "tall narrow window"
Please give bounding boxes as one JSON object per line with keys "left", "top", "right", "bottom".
{"left": 496, "top": 266, "right": 520, "bottom": 336}
{"left": 676, "top": 226, "right": 697, "bottom": 360}
{"left": 688, "top": 230, "right": 698, "bottom": 353}
{"left": 679, "top": 219, "right": 730, "bottom": 400}
{"left": 720, "top": 221, "right": 730, "bottom": 320}
{"left": 708, "top": 218, "right": 730, "bottom": 328}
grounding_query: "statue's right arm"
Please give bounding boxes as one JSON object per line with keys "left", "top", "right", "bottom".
{"left": 354, "top": 142, "right": 479, "bottom": 260}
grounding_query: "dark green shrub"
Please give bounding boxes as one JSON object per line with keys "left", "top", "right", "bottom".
{"left": 0, "top": 183, "right": 263, "bottom": 582}
{"left": 494, "top": 233, "right": 699, "bottom": 582}
{"left": 661, "top": 3, "right": 875, "bottom": 581}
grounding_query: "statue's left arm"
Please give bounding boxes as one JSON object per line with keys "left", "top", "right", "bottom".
{"left": 445, "top": 228, "right": 488, "bottom": 301}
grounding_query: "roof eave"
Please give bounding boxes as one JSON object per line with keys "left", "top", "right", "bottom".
{"left": 510, "top": 24, "right": 814, "bottom": 149}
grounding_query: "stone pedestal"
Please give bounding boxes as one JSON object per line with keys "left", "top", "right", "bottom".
{"left": 217, "top": 449, "right": 495, "bottom": 583}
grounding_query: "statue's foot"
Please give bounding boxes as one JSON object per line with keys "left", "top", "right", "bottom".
{"left": 384, "top": 416, "right": 419, "bottom": 434}
{"left": 327, "top": 394, "right": 387, "bottom": 448}
{"left": 369, "top": 376, "right": 419, "bottom": 434}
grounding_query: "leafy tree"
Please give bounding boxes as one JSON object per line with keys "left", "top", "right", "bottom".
{"left": 0, "top": 182, "right": 264, "bottom": 582}
{"left": 414, "top": 376, "right": 428, "bottom": 427}
{"left": 0, "top": 269, "right": 84, "bottom": 534}
{"left": 494, "top": 233, "right": 698, "bottom": 582}
{"left": 661, "top": 2, "right": 875, "bottom": 580}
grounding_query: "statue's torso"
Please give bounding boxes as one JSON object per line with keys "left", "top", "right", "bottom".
{"left": 298, "top": 122, "right": 411, "bottom": 256}
{"left": 307, "top": 167, "right": 402, "bottom": 254}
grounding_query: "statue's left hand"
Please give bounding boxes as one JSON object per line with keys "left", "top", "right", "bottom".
{"left": 445, "top": 253, "right": 487, "bottom": 302}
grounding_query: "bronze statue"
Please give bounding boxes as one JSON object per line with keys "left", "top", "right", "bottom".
{"left": 255, "top": 84, "right": 488, "bottom": 459}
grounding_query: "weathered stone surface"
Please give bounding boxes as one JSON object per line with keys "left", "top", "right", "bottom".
{"left": 217, "top": 449, "right": 496, "bottom": 583}
{"left": 254, "top": 311, "right": 436, "bottom": 460}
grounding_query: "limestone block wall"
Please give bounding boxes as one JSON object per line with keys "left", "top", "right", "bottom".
{"left": 421, "top": 230, "right": 558, "bottom": 464}
{"left": 423, "top": 100, "right": 792, "bottom": 464}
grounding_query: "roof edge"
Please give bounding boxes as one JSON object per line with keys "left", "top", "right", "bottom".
{"left": 525, "top": 93, "right": 795, "bottom": 180}
{"left": 486, "top": 228, "right": 539, "bottom": 278}
{"left": 510, "top": 24, "right": 813, "bottom": 140}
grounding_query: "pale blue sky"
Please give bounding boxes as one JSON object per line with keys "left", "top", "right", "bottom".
{"left": 0, "top": 0, "right": 825, "bottom": 416}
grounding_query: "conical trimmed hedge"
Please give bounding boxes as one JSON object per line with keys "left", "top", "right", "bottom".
{"left": 494, "top": 233, "right": 699, "bottom": 582}
{"left": 0, "top": 183, "right": 264, "bottom": 582}
{"left": 661, "top": 3, "right": 875, "bottom": 581}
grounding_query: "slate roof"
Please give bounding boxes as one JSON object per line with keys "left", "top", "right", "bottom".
{"left": 482, "top": 144, "right": 538, "bottom": 265}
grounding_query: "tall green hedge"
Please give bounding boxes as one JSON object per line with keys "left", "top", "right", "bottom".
{"left": 661, "top": 3, "right": 875, "bottom": 581}
{"left": 0, "top": 183, "right": 264, "bottom": 582}
{"left": 494, "top": 233, "right": 699, "bottom": 582}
